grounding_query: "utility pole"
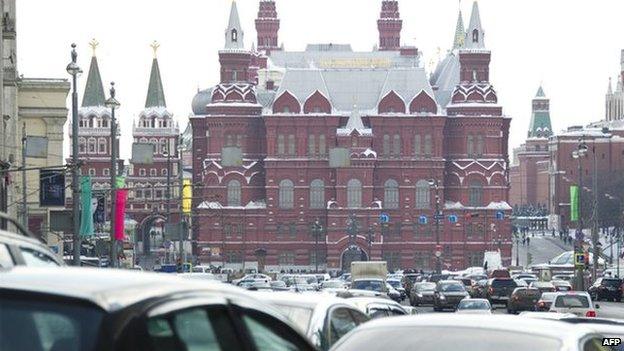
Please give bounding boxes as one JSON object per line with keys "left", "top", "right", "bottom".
{"left": 591, "top": 147, "right": 599, "bottom": 283}
{"left": 66, "top": 43, "right": 82, "bottom": 266}
{"left": 20, "top": 122, "right": 27, "bottom": 228}
{"left": 105, "top": 82, "right": 120, "bottom": 268}
{"left": 572, "top": 139, "right": 588, "bottom": 291}
{"left": 429, "top": 179, "right": 441, "bottom": 274}
{"left": 178, "top": 144, "right": 184, "bottom": 262}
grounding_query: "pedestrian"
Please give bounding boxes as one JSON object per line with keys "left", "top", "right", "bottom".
{"left": 526, "top": 237, "right": 531, "bottom": 246}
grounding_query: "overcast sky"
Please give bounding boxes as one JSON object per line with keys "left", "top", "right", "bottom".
{"left": 16, "top": 0, "right": 624, "bottom": 159}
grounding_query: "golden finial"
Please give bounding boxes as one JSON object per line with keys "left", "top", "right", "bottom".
{"left": 150, "top": 40, "right": 160, "bottom": 58}
{"left": 89, "top": 38, "right": 99, "bottom": 57}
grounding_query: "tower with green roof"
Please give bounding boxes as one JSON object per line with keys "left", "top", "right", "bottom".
{"left": 527, "top": 85, "right": 552, "bottom": 138}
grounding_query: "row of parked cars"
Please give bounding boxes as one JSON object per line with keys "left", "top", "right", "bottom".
{"left": 1, "top": 213, "right": 623, "bottom": 351}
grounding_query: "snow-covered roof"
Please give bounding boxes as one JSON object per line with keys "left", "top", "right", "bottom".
{"left": 444, "top": 201, "right": 512, "bottom": 211}
{"left": 337, "top": 108, "right": 372, "bottom": 136}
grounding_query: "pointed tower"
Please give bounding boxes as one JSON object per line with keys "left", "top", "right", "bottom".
{"left": 219, "top": 0, "right": 254, "bottom": 85}
{"left": 528, "top": 85, "right": 552, "bottom": 138}
{"left": 255, "top": 0, "right": 280, "bottom": 53}
{"left": 81, "top": 48, "right": 106, "bottom": 108}
{"left": 130, "top": 42, "right": 179, "bottom": 218}
{"left": 377, "top": 0, "right": 402, "bottom": 51}
{"left": 225, "top": 0, "right": 244, "bottom": 50}
{"left": 453, "top": 7, "right": 465, "bottom": 49}
{"left": 465, "top": 0, "right": 484, "bottom": 49}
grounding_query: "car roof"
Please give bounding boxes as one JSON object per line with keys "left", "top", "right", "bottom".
{"left": 437, "top": 280, "right": 462, "bottom": 284}
{"left": 348, "top": 296, "right": 402, "bottom": 307}
{"left": 0, "top": 230, "right": 52, "bottom": 251}
{"left": 252, "top": 291, "right": 352, "bottom": 310}
{"left": 349, "top": 314, "right": 597, "bottom": 338}
{"left": 0, "top": 267, "right": 254, "bottom": 312}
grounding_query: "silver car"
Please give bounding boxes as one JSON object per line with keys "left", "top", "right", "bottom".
{"left": 254, "top": 291, "right": 369, "bottom": 350}
{"left": 330, "top": 315, "right": 608, "bottom": 351}
{"left": 348, "top": 296, "right": 408, "bottom": 319}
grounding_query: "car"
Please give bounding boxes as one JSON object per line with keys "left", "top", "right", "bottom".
{"left": 319, "top": 279, "right": 347, "bottom": 292}
{"left": 512, "top": 273, "right": 537, "bottom": 280}
{"left": 0, "top": 267, "right": 316, "bottom": 351}
{"left": 507, "top": 287, "right": 541, "bottom": 314}
{"left": 401, "top": 273, "right": 422, "bottom": 292}
{"left": 455, "top": 298, "right": 492, "bottom": 314}
{"left": 386, "top": 278, "right": 406, "bottom": 300}
{"left": 410, "top": 282, "right": 436, "bottom": 306}
{"left": 433, "top": 280, "right": 469, "bottom": 311}
{"left": 556, "top": 317, "right": 624, "bottom": 349}
{"left": 588, "top": 277, "right": 623, "bottom": 302}
{"left": 233, "top": 273, "right": 272, "bottom": 285}
{"left": 536, "top": 292, "right": 559, "bottom": 311}
{"left": 518, "top": 311, "right": 577, "bottom": 320}
{"left": 349, "top": 296, "right": 408, "bottom": 319}
{"left": 385, "top": 282, "right": 403, "bottom": 302}
{"left": 351, "top": 278, "right": 386, "bottom": 292}
{"left": 270, "top": 280, "right": 290, "bottom": 291}
{"left": 176, "top": 272, "right": 219, "bottom": 281}
{"left": 518, "top": 276, "right": 538, "bottom": 286}
{"left": 529, "top": 281, "right": 556, "bottom": 293}
{"left": 329, "top": 314, "right": 607, "bottom": 351}
{"left": 254, "top": 292, "right": 369, "bottom": 351}
{"left": 549, "top": 292, "right": 599, "bottom": 317}
{"left": 0, "top": 212, "right": 64, "bottom": 268}
{"left": 468, "top": 279, "right": 488, "bottom": 298}
{"left": 489, "top": 269, "right": 511, "bottom": 278}
{"left": 552, "top": 273, "right": 575, "bottom": 282}
{"left": 452, "top": 277, "right": 473, "bottom": 289}
{"left": 190, "top": 264, "right": 212, "bottom": 273}
{"left": 486, "top": 278, "right": 518, "bottom": 304}
{"left": 428, "top": 273, "right": 451, "bottom": 283}
{"left": 551, "top": 280, "right": 573, "bottom": 292}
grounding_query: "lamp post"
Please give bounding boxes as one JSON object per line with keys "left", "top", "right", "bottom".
{"left": 163, "top": 144, "right": 172, "bottom": 261}
{"left": 66, "top": 43, "right": 83, "bottom": 266}
{"left": 311, "top": 218, "right": 323, "bottom": 273}
{"left": 367, "top": 225, "right": 374, "bottom": 262}
{"left": 105, "top": 82, "right": 120, "bottom": 268}
{"left": 572, "top": 138, "right": 588, "bottom": 290}
{"left": 429, "top": 179, "right": 441, "bottom": 274}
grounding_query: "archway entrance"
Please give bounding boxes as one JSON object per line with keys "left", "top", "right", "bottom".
{"left": 341, "top": 245, "right": 368, "bottom": 272}
{"left": 140, "top": 215, "right": 166, "bottom": 255}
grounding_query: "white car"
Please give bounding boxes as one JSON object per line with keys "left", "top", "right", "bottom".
{"left": 455, "top": 298, "right": 492, "bottom": 314}
{"left": 549, "top": 292, "right": 599, "bottom": 317}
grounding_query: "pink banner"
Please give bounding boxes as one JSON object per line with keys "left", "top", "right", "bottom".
{"left": 114, "top": 189, "right": 128, "bottom": 240}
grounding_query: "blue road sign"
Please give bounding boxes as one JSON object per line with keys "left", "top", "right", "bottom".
{"left": 434, "top": 214, "right": 444, "bottom": 220}
{"left": 379, "top": 213, "right": 390, "bottom": 223}
{"left": 418, "top": 215, "right": 428, "bottom": 225}
{"left": 448, "top": 215, "right": 458, "bottom": 224}
{"left": 496, "top": 211, "right": 505, "bottom": 220}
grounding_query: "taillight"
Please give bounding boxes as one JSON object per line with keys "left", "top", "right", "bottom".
{"left": 488, "top": 287, "right": 494, "bottom": 294}
{"left": 586, "top": 310, "right": 596, "bottom": 318}
{"left": 538, "top": 302, "right": 544, "bottom": 307}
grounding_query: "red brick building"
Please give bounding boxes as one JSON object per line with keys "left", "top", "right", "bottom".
{"left": 190, "top": 0, "right": 512, "bottom": 273}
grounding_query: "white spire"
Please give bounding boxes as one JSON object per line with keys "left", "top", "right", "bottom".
{"left": 608, "top": 77, "right": 613, "bottom": 95}
{"left": 465, "top": 1, "right": 485, "bottom": 49}
{"left": 225, "top": 0, "right": 244, "bottom": 50}
{"left": 337, "top": 106, "right": 372, "bottom": 136}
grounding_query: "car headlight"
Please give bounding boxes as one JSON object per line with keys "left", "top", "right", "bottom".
{"left": 439, "top": 294, "right": 446, "bottom": 300}
{"left": 416, "top": 293, "right": 423, "bottom": 297}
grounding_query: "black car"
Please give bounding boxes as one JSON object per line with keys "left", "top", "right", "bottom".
{"left": 410, "top": 282, "right": 436, "bottom": 306}
{"left": 1, "top": 267, "right": 317, "bottom": 351}
{"left": 433, "top": 280, "right": 469, "bottom": 311}
{"left": 588, "top": 277, "right": 623, "bottom": 302}
{"left": 486, "top": 278, "right": 518, "bottom": 304}
{"left": 428, "top": 274, "right": 451, "bottom": 283}
{"left": 506, "top": 287, "right": 541, "bottom": 314}
{"left": 469, "top": 279, "right": 488, "bottom": 298}
{"left": 0, "top": 212, "right": 65, "bottom": 268}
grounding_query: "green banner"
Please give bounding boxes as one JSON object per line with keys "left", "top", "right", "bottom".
{"left": 115, "top": 176, "right": 125, "bottom": 189}
{"left": 79, "top": 176, "right": 94, "bottom": 236}
{"left": 570, "top": 185, "right": 579, "bottom": 222}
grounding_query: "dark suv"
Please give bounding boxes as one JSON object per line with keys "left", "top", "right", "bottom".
{"left": 433, "top": 280, "right": 469, "bottom": 311}
{"left": 588, "top": 277, "right": 623, "bottom": 302}
{"left": 507, "top": 287, "right": 541, "bottom": 314}
{"left": 486, "top": 278, "right": 518, "bottom": 304}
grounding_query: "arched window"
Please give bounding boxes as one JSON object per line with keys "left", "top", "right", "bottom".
{"left": 231, "top": 29, "right": 238, "bottom": 42}
{"left": 476, "top": 135, "right": 484, "bottom": 156}
{"left": 469, "top": 180, "right": 483, "bottom": 207}
{"left": 277, "top": 134, "right": 285, "bottom": 155}
{"left": 87, "top": 138, "right": 96, "bottom": 153}
{"left": 288, "top": 134, "right": 296, "bottom": 155}
{"left": 467, "top": 135, "right": 474, "bottom": 157}
{"left": 308, "top": 135, "right": 316, "bottom": 156}
{"left": 472, "top": 29, "right": 479, "bottom": 43}
{"left": 415, "top": 180, "right": 431, "bottom": 210}
{"left": 78, "top": 137, "right": 86, "bottom": 153}
{"left": 383, "top": 134, "right": 390, "bottom": 157}
{"left": 279, "top": 179, "right": 294, "bottom": 209}
{"left": 392, "top": 134, "right": 401, "bottom": 157}
{"left": 101, "top": 118, "right": 108, "bottom": 128}
{"left": 227, "top": 180, "right": 242, "bottom": 207}
{"left": 384, "top": 179, "right": 399, "bottom": 209}
{"left": 347, "top": 179, "right": 362, "bottom": 208}
{"left": 319, "top": 135, "right": 326, "bottom": 156}
{"left": 310, "top": 179, "right": 325, "bottom": 209}
{"left": 150, "top": 169, "right": 157, "bottom": 177}
{"left": 424, "top": 134, "right": 433, "bottom": 157}
{"left": 160, "top": 139, "right": 168, "bottom": 155}
{"left": 413, "top": 134, "right": 421, "bottom": 156}
{"left": 98, "top": 138, "right": 107, "bottom": 154}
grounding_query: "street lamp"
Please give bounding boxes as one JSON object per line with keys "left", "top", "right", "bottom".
{"left": 429, "top": 179, "right": 442, "bottom": 274}
{"left": 66, "top": 43, "right": 83, "bottom": 266}
{"left": 311, "top": 218, "right": 323, "bottom": 273}
{"left": 571, "top": 138, "right": 588, "bottom": 290}
{"left": 105, "top": 82, "right": 120, "bottom": 268}
{"left": 162, "top": 146, "right": 172, "bottom": 225}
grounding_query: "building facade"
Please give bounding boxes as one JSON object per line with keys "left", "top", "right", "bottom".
{"left": 509, "top": 86, "right": 552, "bottom": 208}
{"left": 189, "top": 0, "right": 512, "bottom": 273}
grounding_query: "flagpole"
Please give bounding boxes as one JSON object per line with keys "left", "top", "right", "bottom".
{"left": 105, "top": 82, "right": 121, "bottom": 268}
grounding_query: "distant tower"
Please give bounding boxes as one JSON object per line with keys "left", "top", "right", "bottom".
{"left": 464, "top": 0, "right": 484, "bottom": 49}
{"left": 528, "top": 86, "right": 552, "bottom": 138}
{"left": 453, "top": 6, "right": 465, "bottom": 49}
{"left": 605, "top": 49, "right": 624, "bottom": 121}
{"left": 255, "top": 0, "right": 280, "bottom": 53}
{"left": 219, "top": 0, "right": 253, "bottom": 84}
{"left": 377, "top": 0, "right": 402, "bottom": 51}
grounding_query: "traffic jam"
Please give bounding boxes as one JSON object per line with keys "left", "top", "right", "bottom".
{"left": 1, "top": 218, "right": 623, "bottom": 351}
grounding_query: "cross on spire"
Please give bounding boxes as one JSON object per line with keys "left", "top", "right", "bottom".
{"left": 89, "top": 38, "right": 99, "bottom": 57}
{"left": 150, "top": 40, "right": 160, "bottom": 58}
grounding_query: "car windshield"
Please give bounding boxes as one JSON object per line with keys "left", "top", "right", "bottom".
{"left": 1, "top": 296, "right": 103, "bottom": 351}
{"left": 271, "top": 281, "right": 286, "bottom": 287}
{"left": 540, "top": 293, "right": 558, "bottom": 302}
{"left": 416, "top": 283, "right": 436, "bottom": 291}
{"left": 352, "top": 280, "right": 384, "bottom": 291}
{"left": 439, "top": 283, "right": 465, "bottom": 292}
{"left": 554, "top": 295, "right": 590, "bottom": 308}
{"left": 332, "top": 327, "right": 563, "bottom": 351}
{"left": 387, "top": 280, "right": 400, "bottom": 288}
{"left": 457, "top": 300, "right": 490, "bottom": 310}
{"left": 602, "top": 279, "right": 622, "bottom": 287}
{"left": 322, "top": 281, "right": 345, "bottom": 288}
{"left": 272, "top": 304, "right": 313, "bottom": 333}
{"left": 492, "top": 279, "right": 517, "bottom": 288}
